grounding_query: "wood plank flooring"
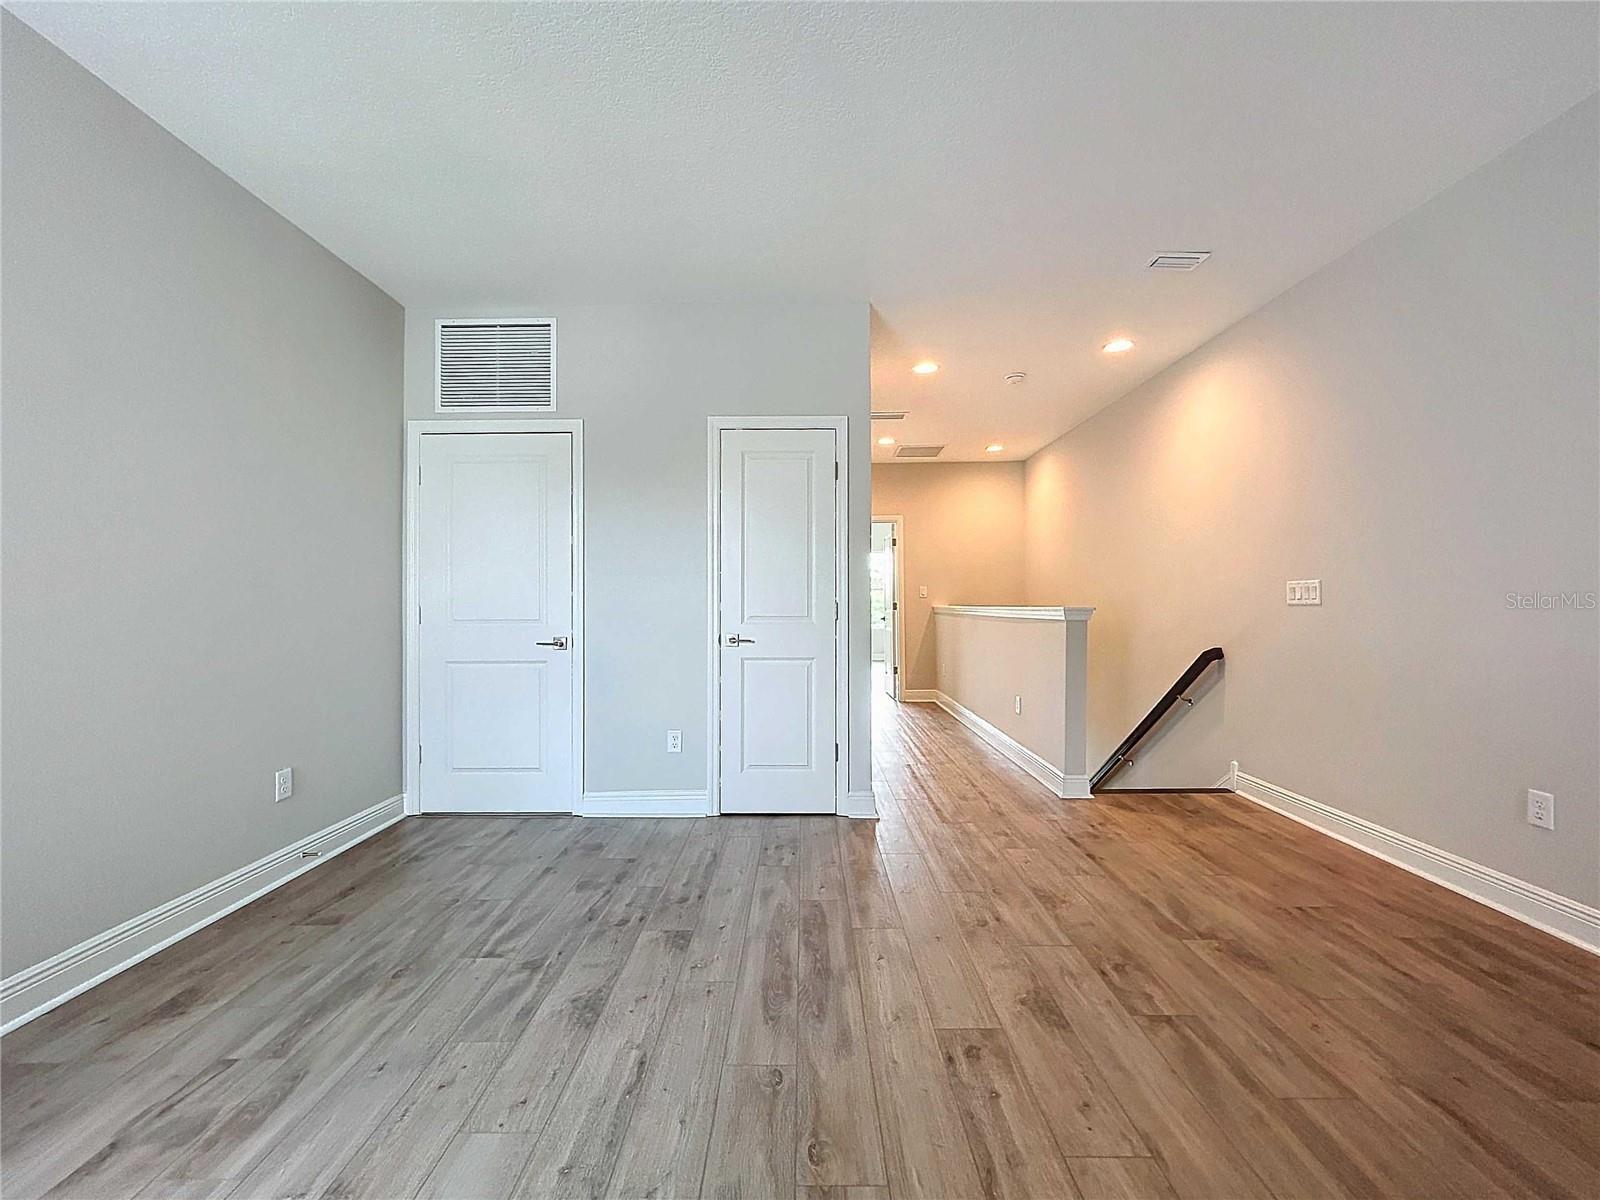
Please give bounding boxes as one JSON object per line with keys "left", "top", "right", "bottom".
{"left": 5, "top": 696, "right": 1598, "bottom": 1199}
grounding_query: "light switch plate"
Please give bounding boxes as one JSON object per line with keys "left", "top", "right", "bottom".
{"left": 1287, "top": 579, "right": 1322, "bottom": 605}
{"left": 919, "top": 585, "right": 929, "bottom": 598}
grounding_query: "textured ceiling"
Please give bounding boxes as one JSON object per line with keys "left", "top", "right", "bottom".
{"left": 11, "top": 2, "right": 1597, "bottom": 460}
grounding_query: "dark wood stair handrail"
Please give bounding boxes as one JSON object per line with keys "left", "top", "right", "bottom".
{"left": 1089, "top": 647, "right": 1224, "bottom": 792}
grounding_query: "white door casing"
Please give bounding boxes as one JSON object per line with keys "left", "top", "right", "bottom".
{"left": 417, "top": 431, "right": 575, "bottom": 812}
{"left": 716, "top": 427, "right": 839, "bottom": 814}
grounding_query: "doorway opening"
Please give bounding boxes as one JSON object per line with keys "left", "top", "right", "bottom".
{"left": 871, "top": 516, "right": 903, "bottom": 701}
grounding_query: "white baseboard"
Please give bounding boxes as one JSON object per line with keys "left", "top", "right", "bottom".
{"left": 1, "top": 795, "right": 408, "bottom": 1034}
{"left": 577, "top": 790, "right": 710, "bottom": 817}
{"left": 1224, "top": 765, "right": 1599, "bottom": 954}
{"left": 900, "top": 688, "right": 940, "bottom": 703}
{"left": 840, "top": 789, "right": 879, "bottom": 819}
{"left": 577, "top": 789, "right": 873, "bottom": 818}
{"left": 932, "top": 691, "right": 1090, "bottom": 799}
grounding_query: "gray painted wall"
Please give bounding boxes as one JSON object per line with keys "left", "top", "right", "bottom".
{"left": 402, "top": 303, "right": 873, "bottom": 800}
{"left": 871, "top": 462, "right": 1027, "bottom": 694}
{"left": 1, "top": 15, "right": 405, "bottom": 975}
{"left": 1024, "top": 97, "right": 1599, "bottom": 905}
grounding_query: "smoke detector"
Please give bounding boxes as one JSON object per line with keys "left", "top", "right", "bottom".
{"left": 1004, "top": 372, "right": 1027, "bottom": 385}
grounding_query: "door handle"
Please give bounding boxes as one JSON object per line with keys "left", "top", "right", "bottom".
{"left": 724, "top": 635, "right": 755, "bottom": 646}
{"left": 536, "top": 636, "right": 569, "bottom": 650}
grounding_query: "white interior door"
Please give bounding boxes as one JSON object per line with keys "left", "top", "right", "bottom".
{"left": 718, "top": 427, "right": 838, "bottom": 814}
{"left": 419, "top": 432, "right": 574, "bottom": 812}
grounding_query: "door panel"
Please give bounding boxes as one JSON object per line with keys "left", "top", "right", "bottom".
{"left": 447, "top": 661, "right": 545, "bottom": 769}
{"left": 719, "top": 428, "right": 837, "bottom": 814}
{"left": 740, "top": 455, "right": 816, "bottom": 620}
{"left": 447, "top": 459, "right": 549, "bottom": 621}
{"left": 739, "top": 657, "right": 815, "bottom": 768}
{"left": 420, "top": 432, "right": 574, "bottom": 812}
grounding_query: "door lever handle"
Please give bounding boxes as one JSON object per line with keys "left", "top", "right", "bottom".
{"left": 536, "top": 636, "right": 569, "bottom": 650}
{"left": 724, "top": 635, "right": 755, "bottom": 646}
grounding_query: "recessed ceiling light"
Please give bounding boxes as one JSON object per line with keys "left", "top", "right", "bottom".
{"left": 985, "top": 443, "right": 1004, "bottom": 453}
{"left": 911, "top": 361, "right": 940, "bottom": 375}
{"left": 1102, "top": 337, "right": 1135, "bottom": 354}
{"left": 877, "top": 436, "right": 896, "bottom": 446}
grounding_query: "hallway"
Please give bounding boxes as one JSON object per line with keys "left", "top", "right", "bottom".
{"left": 3, "top": 700, "right": 1597, "bottom": 1199}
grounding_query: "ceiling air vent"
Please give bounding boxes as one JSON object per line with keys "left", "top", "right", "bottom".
{"left": 436, "top": 319, "right": 556, "bottom": 412}
{"left": 1148, "top": 251, "right": 1211, "bottom": 271}
{"left": 870, "top": 410, "right": 909, "bottom": 421}
{"left": 894, "top": 444, "right": 945, "bottom": 459}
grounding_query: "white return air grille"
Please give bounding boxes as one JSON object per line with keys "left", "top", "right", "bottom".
{"left": 894, "top": 444, "right": 945, "bottom": 459}
{"left": 436, "top": 319, "right": 556, "bottom": 412}
{"left": 1147, "top": 251, "right": 1211, "bottom": 271}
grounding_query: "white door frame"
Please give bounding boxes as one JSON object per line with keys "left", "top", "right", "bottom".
{"left": 403, "top": 419, "right": 585, "bottom": 816}
{"left": 872, "top": 514, "right": 905, "bottom": 702}
{"left": 707, "top": 415, "right": 851, "bottom": 815}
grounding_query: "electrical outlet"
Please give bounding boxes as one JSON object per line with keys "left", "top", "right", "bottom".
{"left": 666, "top": 729, "right": 682, "bottom": 754}
{"left": 1014, "top": 695, "right": 1023, "bottom": 715}
{"left": 274, "top": 768, "right": 293, "bottom": 803}
{"left": 1526, "top": 789, "right": 1554, "bottom": 830}
{"left": 1287, "top": 579, "right": 1322, "bottom": 605}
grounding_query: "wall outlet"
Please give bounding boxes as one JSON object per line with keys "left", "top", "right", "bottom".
{"left": 274, "top": 768, "right": 294, "bottom": 803}
{"left": 1526, "top": 788, "right": 1555, "bottom": 830}
{"left": 1287, "top": 579, "right": 1322, "bottom": 605}
{"left": 1014, "top": 695, "right": 1023, "bottom": 715}
{"left": 666, "top": 729, "right": 682, "bottom": 754}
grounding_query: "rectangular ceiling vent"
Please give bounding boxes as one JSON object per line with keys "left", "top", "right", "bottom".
{"left": 870, "top": 410, "right": 909, "bottom": 421}
{"left": 894, "top": 444, "right": 945, "bottom": 459}
{"left": 1148, "top": 251, "right": 1211, "bottom": 271}
{"left": 436, "top": 319, "right": 556, "bottom": 412}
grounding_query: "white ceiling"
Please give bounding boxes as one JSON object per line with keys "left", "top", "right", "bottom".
{"left": 12, "top": 2, "right": 1597, "bottom": 461}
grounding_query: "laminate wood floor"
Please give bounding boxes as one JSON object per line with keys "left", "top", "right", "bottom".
{"left": 4, "top": 696, "right": 1598, "bottom": 1199}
